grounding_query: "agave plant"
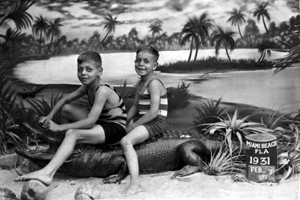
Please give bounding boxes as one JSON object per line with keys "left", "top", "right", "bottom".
{"left": 0, "top": 67, "right": 24, "bottom": 154}
{"left": 0, "top": 105, "right": 23, "bottom": 154}
{"left": 167, "top": 81, "right": 191, "bottom": 112}
{"left": 194, "top": 98, "right": 226, "bottom": 124}
{"left": 203, "top": 110, "right": 273, "bottom": 155}
{"left": 204, "top": 145, "right": 245, "bottom": 176}
{"left": 277, "top": 124, "right": 300, "bottom": 183}
{"left": 116, "top": 80, "right": 136, "bottom": 109}
{"left": 261, "top": 108, "right": 291, "bottom": 135}
{"left": 194, "top": 98, "right": 226, "bottom": 134}
{"left": 25, "top": 92, "right": 63, "bottom": 123}
{"left": 0, "top": 68, "right": 17, "bottom": 111}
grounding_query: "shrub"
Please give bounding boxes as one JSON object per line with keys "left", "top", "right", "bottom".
{"left": 193, "top": 98, "right": 226, "bottom": 133}
{"left": 261, "top": 108, "right": 291, "bottom": 132}
{"left": 277, "top": 124, "right": 300, "bottom": 183}
{"left": 0, "top": 105, "right": 23, "bottom": 154}
{"left": 202, "top": 110, "right": 273, "bottom": 155}
{"left": 156, "top": 57, "right": 274, "bottom": 73}
{"left": 116, "top": 81, "right": 136, "bottom": 111}
{"left": 204, "top": 145, "right": 245, "bottom": 176}
{"left": 167, "top": 81, "right": 191, "bottom": 112}
{"left": 0, "top": 66, "right": 23, "bottom": 154}
{"left": 25, "top": 92, "right": 63, "bottom": 124}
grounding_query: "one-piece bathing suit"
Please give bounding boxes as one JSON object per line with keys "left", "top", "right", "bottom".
{"left": 87, "top": 84, "right": 127, "bottom": 144}
{"left": 135, "top": 78, "right": 168, "bottom": 138}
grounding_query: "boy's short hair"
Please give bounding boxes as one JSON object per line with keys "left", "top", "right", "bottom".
{"left": 136, "top": 45, "right": 159, "bottom": 61}
{"left": 77, "top": 51, "right": 102, "bottom": 69}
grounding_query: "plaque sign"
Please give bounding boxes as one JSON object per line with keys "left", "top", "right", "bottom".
{"left": 245, "top": 133, "right": 277, "bottom": 182}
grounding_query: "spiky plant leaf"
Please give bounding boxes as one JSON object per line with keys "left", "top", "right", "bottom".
{"left": 205, "top": 145, "right": 245, "bottom": 176}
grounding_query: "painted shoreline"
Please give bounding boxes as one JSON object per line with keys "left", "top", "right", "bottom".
{"left": 4, "top": 52, "right": 300, "bottom": 116}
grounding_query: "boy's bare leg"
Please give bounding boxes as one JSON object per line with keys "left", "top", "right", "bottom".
{"left": 15, "top": 126, "right": 105, "bottom": 186}
{"left": 59, "top": 104, "right": 89, "bottom": 124}
{"left": 121, "top": 126, "right": 148, "bottom": 195}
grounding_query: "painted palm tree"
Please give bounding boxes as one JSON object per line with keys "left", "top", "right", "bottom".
{"left": 181, "top": 12, "right": 214, "bottom": 63}
{"left": 0, "top": 0, "right": 34, "bottom": 53}
{"left": 211, "top": 26, "right": 236, "bottom": 63}
{"left": 32, "top": 15, "right": 49, "bottom": 45}
{"left": 0, "top": 0, "right": 34, "bottom": 30}
{"left": 253, "top": 2, "right": 271, "bottom": 34}
{"left": 149, "top": 20, "right": 162, "bottom": 44}
{"left": 46, "top": 18, "right": 62, "bottom": 51}
{"left": 227, "top": 8, "right": 246, "bottom": 40}
{"left": 256, "top": 39, "right": 276, "bottom": 65}
{"left": 192, "top": 12, "right": 214, "bottom": 62}
{"left": 180, "top": 16, "right": 199, "bottom": 63}
{"left": 100, "top": 13, "right": 120, "bottom": 44}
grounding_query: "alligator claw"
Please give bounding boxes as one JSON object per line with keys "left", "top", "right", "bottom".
{"left": 171, "top": 165, "right": 201, "bottom": 179}
{"left": 102, "top": 175, "right": 122, "bottom": 184}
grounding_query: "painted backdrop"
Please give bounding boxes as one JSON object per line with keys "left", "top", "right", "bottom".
{"left": 0, "top": 0, "right": 300, "bottom": 114}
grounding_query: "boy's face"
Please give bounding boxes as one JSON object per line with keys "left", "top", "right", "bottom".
{"left": 134, "top": 51, "right": 158, "bottom": 77}
{"left": 77, "top": 61, "right": 102, "bottom": 85}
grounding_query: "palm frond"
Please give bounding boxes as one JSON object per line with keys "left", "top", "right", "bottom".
{"left": 3, "top": 0, "right": 35, "bottom": 30}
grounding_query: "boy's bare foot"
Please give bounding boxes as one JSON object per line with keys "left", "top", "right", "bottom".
{"left": 14, "top": 170, "right": 52, "bottom": 186}
{"left": 123, "top": 184, "right": 143, "bottom": 196}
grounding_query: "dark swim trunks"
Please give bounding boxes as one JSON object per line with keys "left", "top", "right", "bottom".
{"left": 98, "top": 121, "right": 127, "bottom": 144}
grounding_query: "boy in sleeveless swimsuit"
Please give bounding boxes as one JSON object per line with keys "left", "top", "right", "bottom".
{"left": 121, "top": 46, "right": 168, "bottom": 195}
{"left": 15, "top": 51, "right": 127, "bottom": 186}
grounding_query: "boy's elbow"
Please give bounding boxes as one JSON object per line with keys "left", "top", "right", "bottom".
{"left": 150, "top": 110, "right": 159, "bottom": 118}
{"left": 87, "top": 123, "right": 95, "bottom": 129}
{"left": 85, "top": 118, "right": 97, "bottom": 128}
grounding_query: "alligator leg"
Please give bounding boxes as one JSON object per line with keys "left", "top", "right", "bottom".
{"left": 171, "top": 165, "right": 201, "bottom": 179}
{"left": 101, "top": 156, "right": 128, "bottom": 184}
{"left": 171, "top": 140, "right": 210, "bottom": 179}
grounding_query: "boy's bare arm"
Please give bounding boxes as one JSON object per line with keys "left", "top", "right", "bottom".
{"left": 126, "top": 92, "right": 139, "bottom": 123}
{"left": 57, "top": 86, "right": 108, "bottom": 131}
{"left": 44, "top": 86, "right": 86, "bottom": 121}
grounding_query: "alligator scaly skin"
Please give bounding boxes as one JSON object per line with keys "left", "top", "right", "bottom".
{"left": 16, "top": 123, "right": 221, "bottom": 182}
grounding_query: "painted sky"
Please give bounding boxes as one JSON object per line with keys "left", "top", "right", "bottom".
{"left": 1, "top": 0, "right": 299, "bottom": 41}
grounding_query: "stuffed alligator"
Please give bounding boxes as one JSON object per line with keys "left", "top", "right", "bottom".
{"left": 15, "top": 123, "right": 223, "bottom": 183}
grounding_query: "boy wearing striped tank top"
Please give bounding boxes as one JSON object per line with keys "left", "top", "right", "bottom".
{"left": 121, "top": 46, "right": 168, "bottom": 195}
{"left": 15, "top": 51, "right": 127, "bottom": 186}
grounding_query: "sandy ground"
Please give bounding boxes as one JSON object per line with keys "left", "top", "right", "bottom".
{"left": 1, "top": 167, "right": 299, "bottom": 200}
{"left": 1, "top": 82, "right": 300, "bottom": 200}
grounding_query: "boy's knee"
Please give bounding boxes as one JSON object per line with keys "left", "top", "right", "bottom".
{"left": 65, "top": 129, "right": 77, "bottom": 138}
{"left": 61, "top": 104, "right": 72, "bottom": 115}
{"left": 120, "top": 136, "right": 132, "bottom": 148}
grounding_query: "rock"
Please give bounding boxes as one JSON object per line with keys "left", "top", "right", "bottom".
{"left": 20, "top": 180, "right": 49, "bottom": 200}
{"left": 74, "top": 182, "right": 101, "bottom": 200}
{"left": 0, "top": 187, "right": 18, "bottom": 200}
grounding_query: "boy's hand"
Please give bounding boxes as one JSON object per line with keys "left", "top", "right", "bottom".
{"left": 47, "top": 120, "right": 62, "bottom": 132}
{"left": 39, "top": 116, "right": 50, "bottom": 128}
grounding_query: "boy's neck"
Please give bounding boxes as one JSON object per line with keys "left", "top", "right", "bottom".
{"left": 140, "top": 74, "right": 154, "bottom": 82}
{"left": 87, "top": 78, "right": 101, "bottom": 91}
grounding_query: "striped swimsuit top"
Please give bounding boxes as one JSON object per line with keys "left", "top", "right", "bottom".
{"left": 137, "top": 78, "right": 168, "bottom": 118}
{"left": 87, "top": 84, "right": 127, "bottom": 129}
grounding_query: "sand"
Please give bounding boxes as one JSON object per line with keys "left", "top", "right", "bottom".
{"left": 0, "top": 167, "right": 299, "bottom": 200}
